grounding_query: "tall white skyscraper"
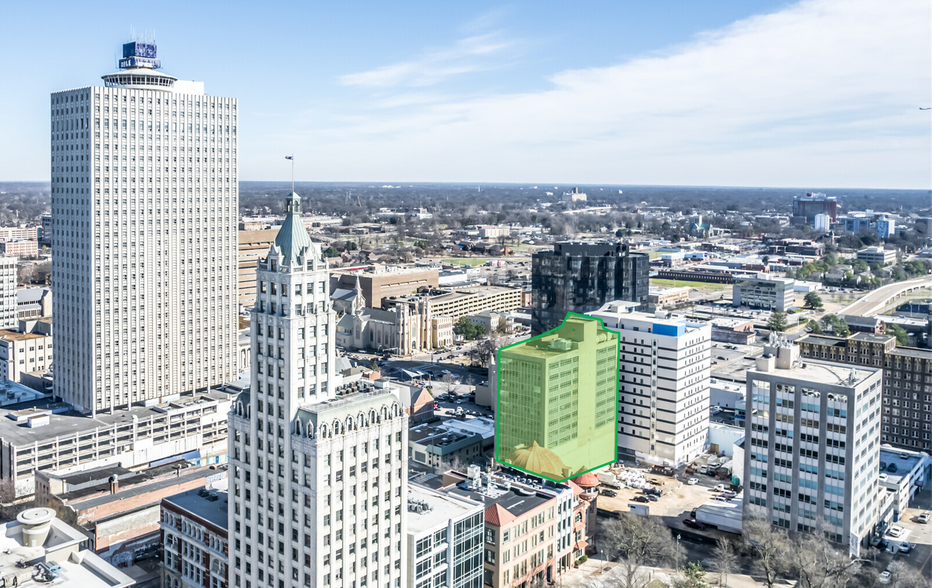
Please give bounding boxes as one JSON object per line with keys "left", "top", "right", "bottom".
{"left": 229, "top": 193, "right": 408, "bottom": 588}
{"left": 51, "top": 41, "right": 238, "bottom": 414}
{"left": 588, "top": 301, "right": 711, "bottom": 468}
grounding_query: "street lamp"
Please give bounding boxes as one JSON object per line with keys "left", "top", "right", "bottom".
{"left": 600, "top": 549, "right": 605, "bottom": 575}
{"left": 676, "top": 534, "right": 681, "bottom": 570}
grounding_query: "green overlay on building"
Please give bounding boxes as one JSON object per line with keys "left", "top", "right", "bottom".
{"left": 496, "top": 313, "right": 619, "bottom": 482}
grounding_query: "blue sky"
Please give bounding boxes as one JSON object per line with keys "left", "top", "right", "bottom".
{"left": 1, "top": 0, "right": 929, "bottom": 188}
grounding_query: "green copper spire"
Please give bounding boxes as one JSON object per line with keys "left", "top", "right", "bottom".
{"left": 274, "top": 192, "right": 314, "bottom": 265}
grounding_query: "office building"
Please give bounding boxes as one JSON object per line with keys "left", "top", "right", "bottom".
{"left": 162, "top": 483, "right": 229, "bottom": 588}
{"left": 797, "top": 333, "right": 932, "bottom": 451}
{"left": 406, "top": 483, "right": 484, "bottom": 588}
{"left": 497, "top": 315, "right": 618, "bottom": 481}
{"left": 648, "top": 286, "right": 690, "bottom": 309}
{"left": 877, "top": 217, "right": 896, "bottom": 239}
{"left": 0, "top": 256, "right": 16, "bottom": 329}
{"left": 856, "top": 246, "right": 896, "bottom": 266}
{"left": 813, "top": 213, "right": 831, "bottom": 232}
{"left": 238, "top": 229, "right": 279, "bottom": 310}
{"left": 531, "top": 242, "right": 649, "bottom": 335}
{"left": 52, "top": 40, "right": 238, "bottom": 415}
{"left": 228, "top": 192, "right": 408, "bottom": 588}
{"left": 0, "top": 227, "right": 39, "bottom": 241}
{"left": 0, "top": 507, "right": 134, "bottom": 588}
{"left": 17, "top": 287, "right": 53, "bottom": 320}
{"left": 742, "top": 340, "right": 882, "bottom": 557}
{"left": 0, "top": 239, "right": 38, "bottom": 258}
{"left": 0, "top": 318, "right": 53, "bottom": 383}
{"left": 40, "top": 216, "right": 53, "bottom": 246}
{"left": 732, "top": 274, "right": 795, "bottom": 311}
{"left": 331, "top": 267, "right": 439, "bottom": 309}
{"left": 408, "top": 423, "right": 484, "bottom": 473}
{"left": 588, "top": 302, "right": 711, "bottom": 468}
{"left": 792, "top": 193, "right": 838, "bottom": 224}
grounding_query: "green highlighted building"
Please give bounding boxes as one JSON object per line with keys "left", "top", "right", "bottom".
{"left": 496, "top": 313, "right": 618, "bottom": 482}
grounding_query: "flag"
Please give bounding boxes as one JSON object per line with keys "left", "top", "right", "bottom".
{"left": 285, "top": 155, "right": 293, "bottom": 160}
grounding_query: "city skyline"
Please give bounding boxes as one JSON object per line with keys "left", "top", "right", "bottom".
{"left": 1, "top": 0, "right": 929, "bottom": 188}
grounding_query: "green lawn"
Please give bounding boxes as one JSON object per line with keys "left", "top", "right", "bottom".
{"left": 650, "top": 278, "right": 730, "bottom": 291}
{"left": 442, "top": 258, "right": 490, "bottom": 266}
{"left": 648, "top": 251, "right": 663, "bottom": 260}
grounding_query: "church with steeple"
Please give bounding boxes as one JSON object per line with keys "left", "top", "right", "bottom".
{"left": 228, "top": 192, "right": 409, "bottom": 588}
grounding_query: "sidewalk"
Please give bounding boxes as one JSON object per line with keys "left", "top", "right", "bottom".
{"left": 559, "top": 561, "right": 797, "bottom": 587}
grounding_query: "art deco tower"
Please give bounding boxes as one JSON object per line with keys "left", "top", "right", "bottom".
{"left": 229, "top": 192, "right": 408, "bottom": 588}
{"left": 51, "top": 40, "right": 238, "bottom": 414}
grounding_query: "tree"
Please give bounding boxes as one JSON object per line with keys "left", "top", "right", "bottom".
{"left": 807, "top": 319, "right": 824, "bottom": 334}
{"left": 710, "top": 537, "right": 738, "bottom": 588}
{"left": 453, "top": 317, "right": 486, "bottom": 340}
{"left": 767, "top": 309, "right": 789, "bottom": 332}
{"left": 601, "top": 513, "right": 678, "bottom": 588}
{"left": 887, "top": 324, "right": 910, "bottom": 347}
{"left": 819, "top": 315, "right": 851, "bottom": 337}
{"left": 743, "top": 516, "right": 792, "bottom": 588}
{"left": 762, "top": 255, "right": 770, "bottom": 265}
{"left": 884, "top": 560, "right": 930, "bottom": 588}
{"left": 804, "top": 292, "right": 823, "bottom": 309}
{"left": 789, "top": 533, "right": 862, "bottom": 588}
{"left": 672, "top": 562, "right": 709, "bottom": 588}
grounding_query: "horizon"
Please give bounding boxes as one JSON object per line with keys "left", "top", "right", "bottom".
{"left": 1, "top": 0, "right": 929, "bottom": 189}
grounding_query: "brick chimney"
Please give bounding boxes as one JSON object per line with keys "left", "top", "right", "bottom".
{"left": 108, "top": 474, "right": 119, "bottom": 494}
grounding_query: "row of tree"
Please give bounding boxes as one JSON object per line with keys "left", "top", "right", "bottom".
{"left": 572, "top": 513, "right": 929, "bottom": 588}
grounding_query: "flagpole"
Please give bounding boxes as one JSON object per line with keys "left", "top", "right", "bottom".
{"left": 291, "top": 154, "right": 294, "bottom": 193}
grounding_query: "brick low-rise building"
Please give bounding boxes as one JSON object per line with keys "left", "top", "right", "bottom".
{"left": 36, "top": 462, "right": 227, "bottom": 565}
{"left": 161, "top": 483, "right": 229, "bottom": 588}
{"left": 797, "top": 333, "right": 932, "bottom": 451}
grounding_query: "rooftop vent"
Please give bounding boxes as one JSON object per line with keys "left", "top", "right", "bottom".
{"left": 17, "top": 507, "right": 56, "bottom": 547}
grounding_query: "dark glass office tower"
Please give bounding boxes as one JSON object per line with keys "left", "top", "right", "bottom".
{"left": 531, "top": 242, "right": 649, "bottom": 335}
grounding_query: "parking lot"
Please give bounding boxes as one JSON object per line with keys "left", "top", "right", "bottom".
{"left": 892, "top": 489, "right": 932, "bottom": 576}
{"left": 594, "top": 462, "right": 741, "bottom": 538}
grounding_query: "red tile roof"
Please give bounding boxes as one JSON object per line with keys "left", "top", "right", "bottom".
{"left": 485, "top": 503, "right": 517, "bottom": 527}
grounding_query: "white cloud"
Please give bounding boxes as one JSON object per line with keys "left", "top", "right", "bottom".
{"left": 261, "top": 0, "right": 931, "bottom": 188}
{"left": 338, "top": 32, "right": 520, "bottom": 88}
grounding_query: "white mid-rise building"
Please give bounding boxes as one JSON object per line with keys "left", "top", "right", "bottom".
{"left": 229, "top": 193, "right": 408, "bottom": 588}
{"left": 51, "top": 40, "right": 238, "bottom": 415}
{"left": 406, "top": 484, "right": 484, "bottom": 588}
{"left": 742, "top": 340, "right": 883, "bottom": 557}
{"left": 0, "top": 257, "right": 16, "bottom": 329}
{"left": 587, "top": 302, "right": 711, "bottom": 468}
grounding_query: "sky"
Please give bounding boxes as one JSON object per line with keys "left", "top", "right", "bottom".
{"left": 0, "top": 0, "right": 929, "bottom": 189}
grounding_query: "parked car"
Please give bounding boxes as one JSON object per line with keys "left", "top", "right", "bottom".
{"left": 879, "top": 570, "right": 891, "bottom": 585}
{"left": 714, "top": 484, "right": 726, "bottom": 492}
{"left": 600, "top": 489, "right": 617, "bottom": 497}
{"left": 917, "top": 512, "right": 930, "bottom": 524}
{"left": 899, "top": 542, "right": 912, "bottom": 554}
{"left": 645, "top": 494, "right": 658, "bottom": 502}
{"left": 633, "top": 496, "right": 650, "bottom": 503}
{"left": 687, "top": 478, "right": 698, "bottom": 485}
{"left": 644, "top": 488, "right": 662, "bottom": 496}
{"left": 888, "top": 525, "right": 905, "bottom": 538}
{"left": 699, "top": 466, "right": 708, "bottom": 474}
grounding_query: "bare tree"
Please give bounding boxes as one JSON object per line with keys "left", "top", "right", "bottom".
{"left": 886, "top": 561, "right": 931, "bottom": 588}
{"left": 710, "top": 537, "right": 738, "bottom": 587}
{"left": 789, "top": 533, "right": 862, "bottom": 588}
{"left": 601, "top": 513, "right": 678, "bottom": 588}
{"left": 742, "top": 516, "right": 792, "bottom": 588}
